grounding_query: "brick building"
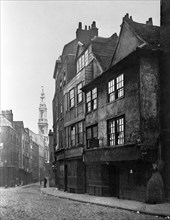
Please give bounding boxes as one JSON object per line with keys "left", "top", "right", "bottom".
{"left": 0, "top": 110, "right": 48, "bottom": 187}
{"left": 0, "top": 111, "right": 20, "bottom": 187}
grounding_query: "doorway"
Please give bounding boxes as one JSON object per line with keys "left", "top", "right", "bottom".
{"left": 109, "top": 165, "right": 119, "bottom": 197}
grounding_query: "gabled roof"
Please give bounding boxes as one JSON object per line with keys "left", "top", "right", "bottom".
{"left": 125, "top": 16, "right": 160, "bottom": 49}
{"left": 110, "top": 14, "right": 160, "bottom": 66}
{"left": 91, "top": 33, "right": 118, "bottom": 71}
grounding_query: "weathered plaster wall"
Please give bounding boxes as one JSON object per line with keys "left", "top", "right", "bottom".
{"left": 139, "top": 55, "right": 160, "bottom": 147}
{"left": 85, "top": 65, "right": 140, "bottom": 147}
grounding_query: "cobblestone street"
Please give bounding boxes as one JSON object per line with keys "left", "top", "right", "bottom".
{"left": 0, "top": 184, "right": 165, "bottom": 220}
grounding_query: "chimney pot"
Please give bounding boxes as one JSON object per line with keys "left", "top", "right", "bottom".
{"left": 78, "top": 22, "right": 82, "bottom": 29}
{"left": 130, "top": 16, "right": 132, "bottom": 20}
{"left": 92, "top": 21, "right": 96, "bottom": 28}
{"left": 85, "top": 25, "right": 87, "bottom": 30}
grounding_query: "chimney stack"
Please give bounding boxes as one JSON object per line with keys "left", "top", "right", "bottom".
{"left": 146, "top": 17, "right": 153, "bottom": 25}
{"left": 1, "top": 110, "right": 13, "bottom": 123}
{"left": 76, "top": 21, "right": 98, "bottom": 44}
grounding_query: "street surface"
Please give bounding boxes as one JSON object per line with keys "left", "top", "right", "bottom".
{"left": 0, "top": 184, "right": 164, "bottom": 220}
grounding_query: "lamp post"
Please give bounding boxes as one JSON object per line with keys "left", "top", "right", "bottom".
{"left": 4, "top": 160, "right": 7, "bottom": 188}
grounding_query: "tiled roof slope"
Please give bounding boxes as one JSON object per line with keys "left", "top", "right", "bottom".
{"left": 0, "top": 115, "right": 13, "bottom": 129}
{"left": 125, "top": 16, "right": 160, "bottom": 49}
{"left": 91, "top": 33, "right": 118, "bottom": 70}
{"left": 61, "top": 39, "right": 79, "bottom": 61}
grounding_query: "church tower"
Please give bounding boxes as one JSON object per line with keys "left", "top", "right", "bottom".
{"left": 38, "top": 86, "right": 48, "bottom": 136}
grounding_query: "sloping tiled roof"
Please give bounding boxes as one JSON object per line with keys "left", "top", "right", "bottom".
{"left": 0, "top": 115, "right": 13, "bottom": 129}
{"left": 91, "top": 34, "right": 118, "bottom": 70}
{"left": 61, "top": 39, "right": 79, "bottom": 61}
{"left": 125, "top": 18, "right": 160, "bottom": 49}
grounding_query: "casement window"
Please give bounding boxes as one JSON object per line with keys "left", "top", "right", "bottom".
{"left": 77, "top": 82, "right": 83, "bottom": 104}
{"left": 77, "top": 55, "right": 85, "bottom": 73}
{"left": 108, "top": 79, "right": 115, "bottom": 102}
{"left": 63, "top": 72, "right": 66, "bottom": 86}
{"left": 116, "top": 74, "right": 124, "bottom": 98}
{"left": 108, "top": 74, "right": 124, "bottom": 102}
{"left": 77, "top": 121, "right": 84, "bottom": 144}
{"left": 70, "top": 125, "right": 76, "bottom": 146}
{"left": 59, "top": 79, "right": 62, "bottom": 90}
{"left": 86, "top": 124, "right": 98, "bottom": 148}
{"left": 60, "top": 103, "right": 63, "bottom": 114}
{"left": 69, "top": 88, "right": 75, "bottom": 108}
{"left": 108, "top": 116, "right": 124, "bottom": 146}
{"left": 77, "top": 47, "right": 92, "bottom": 73}
{"left": 86, "top": 87, "right": 97, "bottom": 113}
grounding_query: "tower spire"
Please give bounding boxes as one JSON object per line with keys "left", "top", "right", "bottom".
{"left": 38, "top": 86, "right": 48, "bottom": 136}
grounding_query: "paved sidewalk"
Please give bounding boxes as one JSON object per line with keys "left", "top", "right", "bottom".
{"left": 41, "top": 187, "right": 170, "bottom": 218}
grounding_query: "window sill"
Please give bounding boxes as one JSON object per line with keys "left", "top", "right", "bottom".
{"left": 107, "top": 95, "right": 124, "bottom": 105}
{"left": 86, "top": 108, "right": 97, "bottom": 115}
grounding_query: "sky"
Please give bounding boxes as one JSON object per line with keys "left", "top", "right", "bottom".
{"left": 1, "top": 0, "right": 160, "bottom": 134}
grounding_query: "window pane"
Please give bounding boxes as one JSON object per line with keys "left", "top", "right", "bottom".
{"left": 77, "top": 83, "right": 83, "bottom": 103}
{"left": 117, "top": 118, "right": 124, "bottom": 145}
{"left": 108, "top": 79, "right": 115, "bottom": 102}
{"left": 86, "top": 91, "right": 91, "bottom": 102}
{"left": 78, "top": 122, "right": 83, "bottom": 133}
{"left": 116, "top": 74, "right": 124, "bottom": 98}
{"left": 93, "top": 126, "right": 97, "bottom": 138}
{"left": 92, "top": 88, "right": 97, "bottom": 99}
{"left": 87, "top": 128, "right": 92, "bottom": 139}
{"left": 93, "top": 99, "right": 97, "bottom": 110}
{"left": 108, "top": 120, "right": 115, "bottom": 146}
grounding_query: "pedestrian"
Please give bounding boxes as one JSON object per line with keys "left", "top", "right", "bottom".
{"left": 44, "top": 177, "right": 47, "bottom": 188}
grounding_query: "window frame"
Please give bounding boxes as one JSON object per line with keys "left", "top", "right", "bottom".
{"left": 70, "top": 125, "right": 76, "bottom": 147}
{"left": 77, "top": 82, "right": 83, "bottom": 104}
{"left": 86, "top": 124, "right": 98, "bottom": 146}
{"left": 108, "top": 74, "right": 124, "bottom": 102}
{"left": 69, "top": 88, "right": 75, "bottom": 108}
{"left": 77, "top": 121, "right": 84, "bottom": 145}
{"left": 107, "top": 116, "right": 125, "bottom": 146}
{"left": 86, "top": 87, "right": 97, "bottom": 113}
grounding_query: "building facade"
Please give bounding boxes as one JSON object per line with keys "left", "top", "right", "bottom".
{"left": 82, "top": 14, "right": 160, "bottom": 201}
{"left": 0, "top": 109, "right": 49, "bottom": 187}
{"left": 52, "top": 6, "right": 170, "bottom": 203}
{"left": 0, "top": 111, "right": 20, "bottom": 187}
